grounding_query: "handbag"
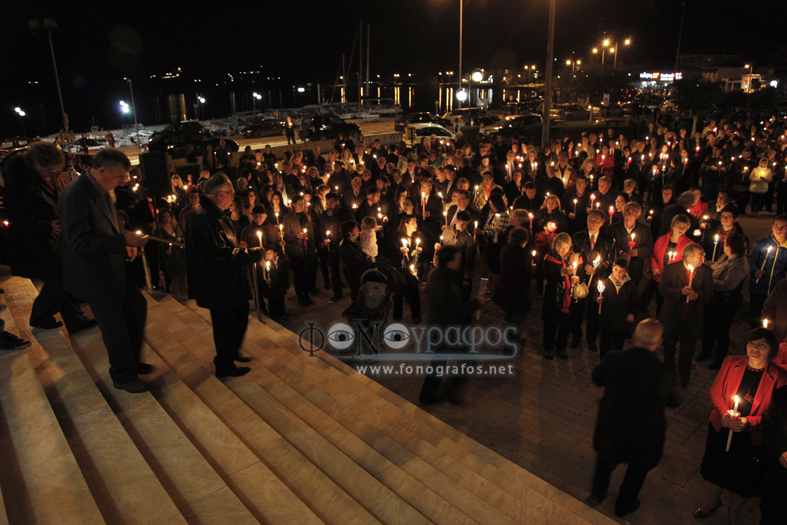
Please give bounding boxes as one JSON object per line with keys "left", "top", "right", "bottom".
{"left": 572, "top": 282, "right": 589, "bottom": 300}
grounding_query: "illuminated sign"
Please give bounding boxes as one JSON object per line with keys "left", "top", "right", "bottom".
{"left": 639, "top": 72, "right": 683, "bottom": 81}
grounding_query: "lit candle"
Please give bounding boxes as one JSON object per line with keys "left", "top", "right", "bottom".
{"left": 257, "top": 231, "right": 263, "bottom": 248}
{"left": 532, "top": 249, "right": 537, "bottom": 267}
{"left": 325, "top": 230, "right": 331, "bottom": 245}
{"left": 597, "top": 281, "right": 605, "bottom": 314}
{"left": 686, "top": 264, "right": 694, "bottom": 303}
{"left": 573, "top": 199, "right": 578, "bottom": 213}
{"left": 593, "top": 255, "right": 601, "bottom": 268}
{"left": 279, "top": 224, "right": 284, "bottom": 240}
{"left": 712, "top": 234, "right": 719, "bottom": 260}
{"left": 763, "top": 319, "right": 769, "bottom": 329}
{"left": 444, "top": 210, "right": 448, "bottom": 226}
{"left": 264, "top": 260, "right": 271, "bottom": 280}
{"left": 528, "top": 214, "right": 533, "bottom": 234}
{"left": 628, "top": 233, "right": 636, "bottom": 249}
{"left": 548, "top": 222, "right": 556, "bottom": 233}
{"left": 756, "top": 246, "right": 774, "bottom": 283}
{"left": 725, "top": 395, "right": 740, "bottom": 452}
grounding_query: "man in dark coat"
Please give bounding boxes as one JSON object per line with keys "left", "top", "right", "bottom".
{"left": 419, "top": 246, "right": 481, "bottom": 406}
{"left": 658, "top": 242, "right": 714, "bottom": 388}
{"left": 319, "top": 193, "right": 353, "bottom": 302}
{"left": 185, "top": 173, "right": 262, "bottom": 377}
{"left": 60, "top": 148, "right": 151, "bottom": 393}
{"left": 570, "top": 211, "right": 616, "bottom": 352}
{"left": 605, "top": 202, "right": 655, "bottom": 284}
{"left": 589, "top": 319, "right": 683, "bottom": 517}
{"left": 6, "top": 141, "right": 95, "bottom": 333}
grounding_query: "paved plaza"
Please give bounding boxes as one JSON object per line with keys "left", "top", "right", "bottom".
{"left": 276, "top": 214, "right": 774, "bottom": 525}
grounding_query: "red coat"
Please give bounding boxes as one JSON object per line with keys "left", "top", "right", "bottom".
{"left": 708, "top": 355, "right": 787, "bottom": 446}
{"left": 649, "top": 234, "right": 692, "bottom": 283}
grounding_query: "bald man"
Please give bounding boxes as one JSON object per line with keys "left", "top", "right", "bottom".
{"left": 588, "top": 319, "right": 683, "bottom": 518}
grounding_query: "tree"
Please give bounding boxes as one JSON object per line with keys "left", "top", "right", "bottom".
{"left": 672, "top": 74, "right": 724, "bottom": 115}
{"left": 554, "top": 64, "right": 630, "bottom": 105}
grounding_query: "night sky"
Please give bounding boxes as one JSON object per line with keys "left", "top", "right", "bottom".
{"left": 2, "top": 0, "right": 785, "bottom": 137}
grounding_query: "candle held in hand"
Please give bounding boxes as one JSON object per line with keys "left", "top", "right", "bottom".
{"left": 597, "top": 281, "right": 605, "bottom": 314}
{"left": 686, "top": 264, "right": 694, "bottom": 303}
{"left": 726, "top": 395, "right": 741, "bottom": 452}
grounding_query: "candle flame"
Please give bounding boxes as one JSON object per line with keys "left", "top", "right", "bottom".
{"left": 763, "top": 319, "right": 769, "bottom": 329}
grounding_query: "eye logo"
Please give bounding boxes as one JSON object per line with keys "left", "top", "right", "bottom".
{"left": 383, "top": 323, "right": 410, "bottom": 349}
{"left": 327, "top": 323, "right": 355, "bottom": 350}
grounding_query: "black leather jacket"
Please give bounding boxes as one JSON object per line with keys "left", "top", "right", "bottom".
{"left": 186, "top": 194, "right": 261, "bottom": 308}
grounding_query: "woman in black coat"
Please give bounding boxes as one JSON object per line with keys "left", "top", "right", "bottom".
{"left": 492, "top": 226, "right": 531, "bottom": 340}
{"left": 542, "top": 232, "right": 580, "bottom": 360}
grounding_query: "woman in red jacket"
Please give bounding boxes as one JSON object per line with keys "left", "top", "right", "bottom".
{"left": 693, "top": 328, "right": 787, "bottom": 525}
{"left": 641, "top": 214, "right": 692, "bottom": 315}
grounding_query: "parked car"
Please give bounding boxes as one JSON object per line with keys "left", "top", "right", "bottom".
{"left": 406, "top": 123, "right": 455, "bottom": 144}
{"left": 440, "top": 107, "right": 489, "bottom": 124}
{"left": 553, "top": 104, "right": 590, "bottom": 121}
{"left": 241, "top": 119, "right": 285, "bottom": 138}
{"left": 484, "top": 114, "right": 542, "bottom": 138}
{"left": 147, "top": 129, "right": 239, "bottom": 159}
{"left": 394, "top": 112, "right": 452, "bottom": 131}
{"left": 299, "top": 114, "right": 361, "bottom": 141}
{"left": 1, "top": 136, "right": 40, "bottom": 151}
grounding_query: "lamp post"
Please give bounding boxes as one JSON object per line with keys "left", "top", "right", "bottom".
{"left": 541, "top": 0, "right": 556, "bottom": 150}
{"left": 197, "top": 96, "right": 205, "bottom": 120}
{"left": 613, "top": 39, "right": 630, "bottom": 69}
{"left": 457, "top": 0, "right": 464, "bottom": 108}
{"left": 14, "top": 107, "right": 26, "bottom": 135}
{"left": 123, "top": 79, "right": 142, "bottom": 155}
{"left": 471, "top": 69, "right": 483, "bottom": 108}
{"left": 28, "top": 17, "right": 72, "bottom": 167}
{"left": 566, "top": 59, "right": 580, "bottom": 73}
{"left": 253, "top": 92, "right": 261, "bottom": 113}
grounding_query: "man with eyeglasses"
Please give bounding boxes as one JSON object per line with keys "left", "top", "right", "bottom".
{"left": 658, "top": 243, "right": 714, "bottom": 388}
{"left": 186, "top": 173, "right": 262, "bottom": 378}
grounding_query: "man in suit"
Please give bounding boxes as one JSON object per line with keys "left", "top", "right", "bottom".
{"left": 606, "top": 202, "right": 655, "bottom": 285}
{"left": 659, "top": 243, "right": 714, "bottom": 388}
{"left": 186, "top": 173, "right": 262, "bottom": 377}
{"left": 60, "top": 149, "right": 151, "bottom": 393}
{"left": 443, "top": 189, "right": 478, "bottom": 231}
{"left": 570, "top": 211, "right": 616, "bottom": 352}
{"left": 588, "top": 319, "right": 683, "bottom": 517}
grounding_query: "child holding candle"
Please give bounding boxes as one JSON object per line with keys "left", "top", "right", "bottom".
{"left": 594, "top": 258, "right": 639, "bottom": 359}
{"left": 261, "top": 249, "right": 290, "bottom": 323}
{"left": 695, "top": 328, "right": 787, "bottom": 523}
{"left": 359, "top": 216, "right": 379, "bottom": 262}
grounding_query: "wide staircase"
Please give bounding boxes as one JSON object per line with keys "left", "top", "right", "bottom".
{"left": 0, "top": 275, "right": 617, "bottom": 525}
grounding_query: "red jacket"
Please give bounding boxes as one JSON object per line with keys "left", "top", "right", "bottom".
{"left": 708, "top": 355, "right": 787, "bottom": 446}
{"left": 650, "top": 234, "right": 692, "bottom": 283}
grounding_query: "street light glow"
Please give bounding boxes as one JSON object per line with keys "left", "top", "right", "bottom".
{"left": 297, "top": 87, "right": 305, "bottom": 93}
{"left": 624, "top": 39, "right": 631, "bottom": 45}
{"left": 199, "top": 97, "right": 206, "bottom": 103}
{"left": 471, "top": 70, "right": 483, "bottom": 82}
{"left": 456, "top": 90, "right": 468, "bottom": 101}
{"left": 603, "top": 39, "right": 610, "bottom": 46}
{"left": 592, "top": 48, "right": 598, "bottom": 53}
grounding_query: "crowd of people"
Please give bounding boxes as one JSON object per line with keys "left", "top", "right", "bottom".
{"left": 4, "top": 109, "right": 787, "bottom": 523}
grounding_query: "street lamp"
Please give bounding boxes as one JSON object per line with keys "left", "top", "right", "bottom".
{"left": 14, "top": 107, "right": 26, "bottom": 135}
{"left": 612, "top": 39, "right": 630, "bottom": 69}
{"left": 120, "top": 101, "right": 130, "bottom": 113}
{"left": 252, "top": 91, "right": 261, "bottom": 113}
{"left": 123, "top": 78, "right": 141, "bottom": 155}
{"left": 541, "top": 0, "right": 556, "bottom": 150}
{"left": 566, "top": 59, "right": 581, "bottom": 73}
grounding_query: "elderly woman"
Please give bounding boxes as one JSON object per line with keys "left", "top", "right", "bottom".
{"left": 492, "top": 226, "right": 532, "bottom": 341}
{"left": 694, "top": 328, "right": 787, "bottom": 524}
{"left": 697, "top": 234, "right": 750, "bottom": 369}
{"left": 542, "top": 233, "right": 580, "bottom": 360}
{"left": 642, "top": 214, "right": 692, "bottom": 316}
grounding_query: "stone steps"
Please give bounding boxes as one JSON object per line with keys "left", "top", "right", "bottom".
{"left": 143, "top": 300, "right": 376, "bottom": 524}
{"left": 254, "top": 317, "right": 616, "bottom": 525}
{"left": 177, "top": 296, "right": 615, "bottom": 525}
{"left": 0, "top": 293, "right": 105, "bottom": 525}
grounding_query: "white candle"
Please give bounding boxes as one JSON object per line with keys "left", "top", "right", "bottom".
{"left": 256, "top": 231, "right": 263, "bottom": 248}
{"left": 686, "top": 264, "right": 694, "bottom": 303}
{"left": 756, "top": 246, "right": 774, "bottom": 283}
{"left": 763, "top": 319, "right": 769, "bottom": 329}
{"left": 725, "top": 395, "right": 740, "bottom": 452}
{"left": 712, "top": 234, "right": 719, "bottom": 260}
{"left": 597, "top": 281, "right": 605, "bottom": 314}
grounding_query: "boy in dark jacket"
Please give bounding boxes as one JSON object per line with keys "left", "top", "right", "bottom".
{"left": 594, "top": 257, "right": 639, "bottom": 359}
